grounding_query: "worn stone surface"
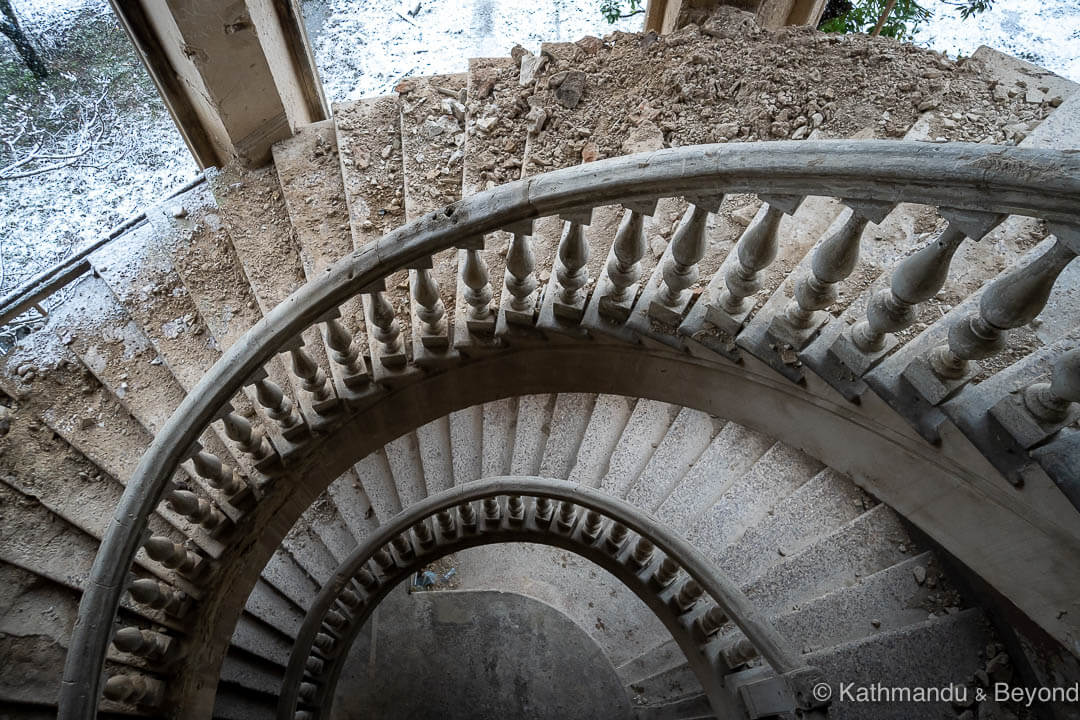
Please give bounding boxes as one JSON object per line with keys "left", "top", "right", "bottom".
{"left": 597, "top": 399, "right": 680, "bottom": 498}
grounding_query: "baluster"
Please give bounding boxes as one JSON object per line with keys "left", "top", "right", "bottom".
{"left": 463, "top": 249, "right": 496, "bottom": 334}
{"left": 852, "top": 224, "right": 967, "bottom": 354}
{"left": 113, "top": 627, "right": 172, "bottom": 661}
{"left": 581, "top": 510, "right": 603, "bottom": 540}
{"left": 696, "top": 606, "right": 728, "bottom": 637}
{"left": 482, "top": 497, "right": 501, "bottom": 522}
{"left": 254, "top": 379, "right": 306, "bottom": 439}
{"left": 306, "top": 656, "right": 325, "bottom": 676}
{"left": 373, "top": 547, "right": 395, "bottom": 571}
{"left": 192, "top": 450, "right": 245, "bottom": 497}
{"left": 312, "top": 632, "right": 335, "bottom": 654}
{"left": 713, "top": 204, "right": 784, "bottom": 331}
{"left": 436, "top": 509, "right": 456, "bottom": 535}
{"left": 289, "top": 345, "right": 335, "bottom": 413}
{"left": 413, "top": 519, "right": 435, "bottom": 549}
{"left": 534, "top": 496, "right": 554, "bottom": 522}
{"left": 458, "top": 501, "right": 477, "bottom": 530}
{"left": 323, "top": 318, "right": 370, "bottom": 389}
{"left": 299, "top": 682, "right": 317, "bottom": 702}
{"left": 222, "top": 412, "right": 273, "bottom": 463}
{"left": 649, "top": 203, "right": 713, "bottom": 325}
{"left": 412, "top": 268, "right": 449, "bottom": 347}
{"left": 339, "top": 589, "right": 362, "bottom": 609}
{"left": 370, "top": 291, "right": 406, "bottom": 367}
{"left": 128, "top": 579, "right": 188, "bottom": 616}
{"left": 652, "top": 557, "right": 679, "bottom": 588}
{"left": 723, "top": 636, "right": 759, "bottom": 666}
{"left": 507, "top": 495, "right": 525, "bottom": 523}
{"left": 103, "top": 674, "right": 164, "bottom": 706}
{"left": 1024, "top": 348, "right": 1080, "bottom": 423}
{"left": 674, "top": 579, "right": 703, "bottom": 612}
{"left": 552, "top": 219, "right": 589, "bottom": 322}
{"left": 779, "top": 210, "right": 869, "bottom": 339}
{"left": 144, "top": 537, "right": 203, "bottom": 578}
{"left": 928, "top": 237, "right": 1078, "bottom": 383}
{"left": 166, "top": 489, "right": 228, "bottom": 533}
{"left": 324, "top": 610, "right": 348, "bottom": 630}
{"left": 504, "top": 231, "right": 539, "bottom": 324}
{"left": 391, "top": 535, "right": 414, "bottom": 560}
{"left": 355, "top": 567, "right": 378, "bottom": 591}
{"left": 557, "top": 500, "right": 577, "bottom": 530}
{"left": 630, "top": 537, "right": 654, "bottom": 569}
{"left": 599, "top": 207, "right": 647, "bottom": 322}
{"left": 605, "top": 521, "right": 628, "bottom": 553}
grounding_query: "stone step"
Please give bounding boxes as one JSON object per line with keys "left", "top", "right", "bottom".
{"left": 143, "top": 182, "right": 306, "bottom": 418}
{"left": 46, "top": 275, "right": 241, "bottom": 531}
{"left": 300, "top": 497, "right": 358, "bottom": 565}
{"left": 448, "top": 405, "right": 483, "bottom": 485}
{"left": 0, "top": 332, "right": 221, "bottom": 561}
{"left": 416, "top": 416, "right": 455, "bottom": 496}
{"left": 464, "top": 56, "right": 528, "bottom": 342}
{"left": 230, "top": 615, "right": 293, "bottom": 669}
{"left": 510, "top": 393, "right": 556, "bottom": 476}
{"left": 804, "top": 609, "right": 994, "bottom": 719}
{"left": 625, "top": 407, "right": 719, "bottom": 513}
{"left": 628, "top": 661, "right": 703, "bottom": 707}
{"left": 399, "top": 74, "right": 467, "bottom": 362}
{"left": 326, "top": 470, "right": 380, "bottom": 543}
{"left": 280, "top": 522, "right": 340, "bottom": 588}
{"left": 597, "top": 399, "right": 680, "bottom": 498}
{"left": 687, "top": 442, "right": 823, "bottom": 560}
{"left": 384, "top": 431, "right": 429, "bottom": 508}
{"left": 568, "top": 393, "right": 635, "bottom": 487}
{"left": 260, "top": 550, "right": 320, "bottom": 610}
{"left": 244, "top": 579, "right": 304, "bottom": 639}
{"left": 538, "top": 393, "right": 597, "bottom": 479}
{"left": 218, "top": 649, "right": 284, "bottom": 697}
{"left": 88, "top": 222, "right": 278, "bottom": 461}
{"left": 713, "top": 468, "right": 873, "bottom": 587}
{"left": 270, "top": 121, "right": 365, "bottom": 404}
{"left": 742, "top": 504, "right": 912, "bottom": 617}
{"left": 618, "top": 637, "right": 685, "bottom": 686}
{"left": 655, "top": 421, "right": 773, "bottom": 530}
{"left": 772, "top": 551, "right": 944, "bottom": 654}
{"left": 481, "top": 397, "right": 518, "bottom": 478}
{"left": 632, "top": 692, "right": 714, "bottom": 720}
{"left": 352, "top": 447, "right": 404, "bottom": 522}
{"left": 211, "top": 681, "right": 279, "bottom": 720}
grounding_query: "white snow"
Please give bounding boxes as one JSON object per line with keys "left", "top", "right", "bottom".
{"left": 913, "top": 0, "right": 1080, "bottom": 82}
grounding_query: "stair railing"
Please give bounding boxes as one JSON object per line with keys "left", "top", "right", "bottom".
{"left": 57, "top": 141, "right": 1080, "bottom": 719}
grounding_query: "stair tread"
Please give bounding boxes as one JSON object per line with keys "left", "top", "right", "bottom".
{"left": 625, "top": 407, "right": 718, "bottom": 513}
{"left": 688, "top": 442, "right": 823, "bottom": 557}
{"left": 384, "top": 431, "right": 428, "bottom": 508}
{"left": 301, "top": 496, "right": 358, "bottom": 564}
{"left": 481, "top": 397, "right": 517, "bottom": 478}
{"left": 416, "top": 416, "right": 455, "bottom": 496}
{"left": 510, "top": 393, "right": 555, "bottom": 476}
{"left": 353, "top": 448, "right": 404, "bottom": 522}
{"left": 538, "top": 393, "right": 596, "bottom": 479}
{"left": 326, "top": 469, "right": 380, "bottom": 542}
{"left": 627, "top": 661, "right": 703, "bottom": 707}
{"left": 715, "top": 468, "right": 873, "bottom": 587}
{"left": 598, "top": 399, "right": 680, "bottom": 498}
{"left": 568, "top": 393, "right": 634, "bottom": 487}
{"left": 448, "top": 405, "right": 483, "bottom": 486}
{"left": 655, "top": 422, "right": 773, "bottom": 530}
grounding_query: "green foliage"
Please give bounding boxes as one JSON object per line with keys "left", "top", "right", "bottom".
{"left": 819, "top": 0, "right": 932, "bottom": 40}
{"left": 600, "top": 0, "right": 643, "bottom": 24}
{"left": 943, "top": 0, "right": 995, "bottom": 19}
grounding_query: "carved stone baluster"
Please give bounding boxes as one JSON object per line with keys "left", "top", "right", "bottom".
{"left": 674, "top": 579, "right": 703, "bottom": 612}
{"left": 719, "top": 204, "right": 784, "bottom": 314}
{"left": 599, "top": 206, "right": 649, "bottom": 322}
{"left": 413, "top": 519, "right": 435, "bottom": 550}
{"left": 581, "top": 510, "right": 603, "bottom": 540}
{"left": 771, "top": 201, "right": 892, "bottom": 350}
{"left": 507, "top": 495, "right": 525, "bottom": 523}
{"left": 533, "top": 496, "right": 553, "bottom": 523}
{"left": 649, "top": 203, "right": 714, "bottom": 325}
{"left": 144, "top": 537, "right": 203, "bottom": 578}
{"left": 928, "top": 238, "right": 1078, "bottom": 385}
{"left": 1024, "top": 348, "right": 1080, "bottom": 423}
{"left": 323, "top": 318, "right": 370, "bottom": 390}
{"left": 166, "top": 489, "right": 228, "bottom": 534}
{"left": 289, "top": 345, "right": 336, "bottom": 415}
{"left": 696, "top": 606, "right": 727, "bottom": 637}
{"left": 436, "top": 509, "right": 456, "bottom": 535}
{"left": 852, "top": 225, "right": 966, "bottom": 354}
{"left": 482, "top": 497, "right": 501, "bottom": 523}
{"left": 630, "top": 537, "right": 654, "bottom": 569}
{"left": 254, "top": 379, "right": 307, "bottom": 440}
{"left": 552, "top": 218, "right": 590, "bottom": 322}
{"left": 113, "top": 627, "right": 173, "bottom": 661}
{"left": 652, "top": 557, "right": 679, "bottom": 588}
{"left": 192, "top": 450, "right": 245, "bottom": 497}
{"left": 128, "top": 579, "right": 188, "bottom": 616}
{"left": 369, "top": 291, "right": 406, "bottom": 368}
{"left": 557, "top": 500, "right": 577, "bottom": 530}
{"left": 222, "top": 412, "right": 273, "bottom": 463}
{"left": 504, "top": 231, "right": 539, "bottom": 325}
{"left": 458, "top": 501, "right": 477, "bottom": 530}
{"left": 463, "top": 249, "right": 495, "bottom": 335}
{"left": 412, "top": 268, "right": 449, "bottom": 348}
{"left": 605, "top": 521, "right": 628, "bottom": 553}
{"left": 103, "top": 674, "right": 164, "bottom": 706}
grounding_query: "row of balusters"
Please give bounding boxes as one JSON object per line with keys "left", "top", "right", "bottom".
{"left": 292, "top": 494, "right": 758, "bottom": 719}
{"left": 101, "top": 193, "right": 1079, "bottom": 708}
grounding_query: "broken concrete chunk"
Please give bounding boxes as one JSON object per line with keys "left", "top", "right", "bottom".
{"left": 519, "top": 54, "right": 548, "bottom": 86}
{"left": 555, "top": 71, "right": 586, "bottom": 109}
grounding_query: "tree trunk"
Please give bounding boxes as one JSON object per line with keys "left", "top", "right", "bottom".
{"left": 0, "top": 0, "right": 47, "bottom": 79}
{"left": 871, "top": 0, "right": 898, "bottom": 35}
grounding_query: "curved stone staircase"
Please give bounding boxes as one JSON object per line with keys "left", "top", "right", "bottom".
{"left": 1, "top": 8, "right": 1079, "bottom": 720}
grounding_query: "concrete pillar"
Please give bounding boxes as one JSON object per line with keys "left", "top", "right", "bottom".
{"left": 110, "top": 0, "right": 328, "bottom": 168}
{"left": 644, "top": 0, "right": 827, "bottom": 34}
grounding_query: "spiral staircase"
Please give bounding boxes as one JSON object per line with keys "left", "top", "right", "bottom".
{"left": 1, "top": 6, "right": 1079, "bottom": 720}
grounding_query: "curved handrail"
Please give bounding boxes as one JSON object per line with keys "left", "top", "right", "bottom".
{"left": 278, "top": 477, "right": 822, "bottom": 719}
{"left": 58, "top": 141, "right": 1080, "bottom": 718}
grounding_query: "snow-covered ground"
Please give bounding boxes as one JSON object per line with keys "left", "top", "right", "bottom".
{"left": 0, "top": 0, "right": 1076, "bottom": 305}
